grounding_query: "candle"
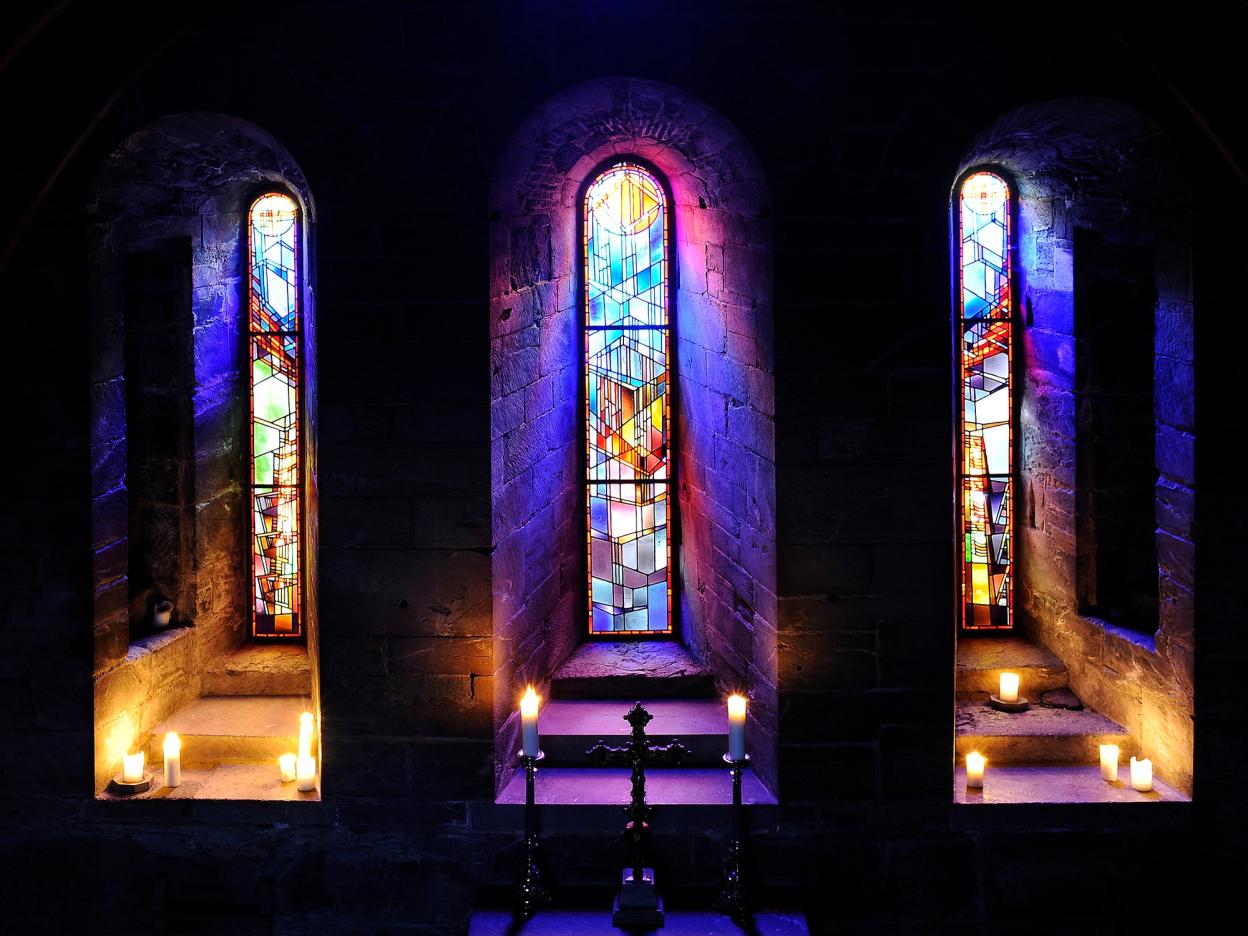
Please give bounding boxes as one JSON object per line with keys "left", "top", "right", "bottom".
{"left": 279, "top": 753, "right": 297, "bottom": 783}
{"left": 966, "top": 751, "right": 986, "bottom": 789}
{"left": 122, "top": 751, "right": 144, "bottom": 784}
{"left": 296, "top": 755, "right": 317, "bottom": 792}
{"left": 727, "top": 694, "right": 748, "bottom": 761}
{"left": 298, "top": 711, "right": 314, "bottom": 760}
{"left": 163, "top": 732, "right": 181, "bottom": 788}
{"left": 1130, "top": 756, "right": 1152, "bottom": 792}
{"left": 520, "top": 686, "right": 540, "bottom": 757}
{"left": 1099, "top": 744, "right": 1120, "bottom": 783}
{"left": 999, "top": 672, "right": 1020, "bottom": 704}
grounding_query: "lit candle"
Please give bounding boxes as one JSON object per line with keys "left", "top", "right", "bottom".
{"left": 1099, "top": 744, "right": 1120, "bottom": 783}
{"left": 520, "top": 686, "right": 540, "bottom": 757}
{"left": 296, "top": 755, "right": 317, "bottom": 792}
{"left": 966, "top": 751, "right": 986, "bottom": 789}
{"left": 727, "top": 694, "right": 748, "bottom": 761}
{"left": 1130, "top": 756, "right": 1152, "bottom": 792}
{"left": 163, "top": 732, "right": 181, "bottom": 788}
{"left": 279, "top": 753, "right": 297, "bottom": 783}
{"left": 122, "top": 751, "right": 145, "bottom": 784}
{"left": 999, "top": 672, "right": 1020, "bottom": 704}
{"left": 298, "top": 711, "right": 314, "bottom": 760}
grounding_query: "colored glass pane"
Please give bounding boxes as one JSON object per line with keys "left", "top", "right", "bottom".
{"left": 959, "top": 172, "right": 1012, "bottom": 630}
{"left": 249, "top": 193, "right": 301, "bottom": 637}
{"left": 585, "top": 164, "right": 672, "bottom": 634}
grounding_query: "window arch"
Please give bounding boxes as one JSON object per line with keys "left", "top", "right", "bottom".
{"left": 956, "top": 169, "right": 1015, "bottom": 631}
{"left": 583, "top": 162, "right": 673, "bottom": 635}
{"left": 249, "top": 192, "right": 303, "bottom": 638}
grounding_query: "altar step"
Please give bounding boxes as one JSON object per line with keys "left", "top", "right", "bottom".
{"left": 487, "top": 766, "right": 779, "bottom": 833}
{"left": 955, "top": 701, "right": 1130, "bottom": 764}
{"left": 201, "top": 642, "right": 312, "bottom": 696}
{"left": 956, "top": 635, "right": 1068, "bottom": 701}
{"left": 469, "top": 909, "right": 809, "bottom": 935}
{"left": 551, "top": 642, "right": 716, "bottom": 699}
{"left": 539, "top": 699, "right": 728, "bottom": 766}
{"left": 146, "top": 694, "right": 311, "bottom": 768}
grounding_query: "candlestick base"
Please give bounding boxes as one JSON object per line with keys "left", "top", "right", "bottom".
{"left": 513, "top": 749, "right": 550, "bottom": 922}
{"left": 989, "top": 694, "right": 1030, "bottom": 713}
{"left": 716, "top": 752, "right": 752, "bottom": 927}
{"left": 108, "top": 774, "right": 152, "bottom": 795}
{"left": 613, "top": 868, "right": 664, "bottom": 928}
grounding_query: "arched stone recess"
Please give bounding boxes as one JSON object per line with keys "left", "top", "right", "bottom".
{"left": 88, "top": 113, "right": 319, "bottom": 793}
{"left": 958, "top": 99, "right": 1194, "bottom": 793}
{"left": 490, "top": 78, "right": 777, "bottom": 789}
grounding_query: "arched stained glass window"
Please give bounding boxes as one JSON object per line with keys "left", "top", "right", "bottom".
{"left": 958, "top": 171, "right": 1014, "bottom": 630}
{"left": 584, "top": 163, "right": 672, "bottom": 634}
{"left": 249, "top": 193, "right": 302, "bottom": 638}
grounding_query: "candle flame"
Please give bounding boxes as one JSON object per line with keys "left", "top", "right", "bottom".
{"left": 521, "top": 685, "right": 539, "bottom": 718}
{"left": 966, "top": 751, "right": 986, "bottom": 772}
{"left": 727, "top": 694, "right": 747, "bottom": 718}
{"left": 163, "top": 732, "right": 181, "bottom": 755}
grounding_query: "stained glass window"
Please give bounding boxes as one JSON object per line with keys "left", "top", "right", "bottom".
{"left": 584, "top": 163, "right": 672, "bottom": 634}
{"left": 249, "top": 193, "right": 302, "bottom": 638}
{"left": 958, "top": 171, "right": 1013, "bottom": 630}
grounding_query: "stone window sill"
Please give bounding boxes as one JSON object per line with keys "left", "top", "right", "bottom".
{"left": 952, "top": 766, "right": 1189, "bottom": 832}
{"left": 1079, "top": 614, "right": 1158, "bottom": 655}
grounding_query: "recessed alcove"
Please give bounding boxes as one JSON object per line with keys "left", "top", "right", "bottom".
{"left": 952, "top": 99, "right": 1195, "bottom": 806}
{"left": 89, "top": 113, "right": 321, "bottom": 800}
{"left": 489, "top": 77, "right": 777, "bottom": 803}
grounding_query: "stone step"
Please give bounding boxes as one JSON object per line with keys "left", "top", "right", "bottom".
{"left": 147, "top": 695, "right": 312, "bottom": 767}
{"left": 953, "top": 764, "right": 1189, "bottom": 806}
{"left": 955, "top": 701, "right": 1131, "bottom": 765}
{"left": 551, "top": 642, "right": 716, "bottom": 699}
{"left": 956, "top": 635, "right": 1068, "bottom": 700}
{"left": 98, "top": 762, "right": 319, "bottom": 801}
{"left": 470, "top": 909, "right": 809, "bottom": 935}
{"left": 539, "top": 699, "right": 728, "bottom": 766}
{"left": 201, "top": 643, "right": 312, "bottom": 696}
{"left": 488, "top": 766, "right": 778, "bottom": 834}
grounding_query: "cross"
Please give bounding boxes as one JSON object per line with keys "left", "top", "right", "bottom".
{"left": 586, "top": 702, "right": 690, "bottom": 885}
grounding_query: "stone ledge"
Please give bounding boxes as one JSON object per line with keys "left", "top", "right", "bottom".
{"left": 469, "top": 909, "right": 808, "bottom": 935}
{"left": 538, "top": 699, "right": 727, "bottom": 766}
{"left": 96, "top": 762, "right": 319, "bottom": 802}
{"left": 147, "top": 695, "right": 310, "bottom": 766}
{"left": 201, "top": 642, "right": 312, "bottom": 695}
{"left": 552, "top": 643, "right": 716, "bottom": 699}
{"left": 956, "top": 636, "right": 1067, "bottom": 699}
{"left": 955, "top": 701, "right": 1130, "bottom": 764}
{"left": 952, "top": 766, "right": 1190, "bottom": 831}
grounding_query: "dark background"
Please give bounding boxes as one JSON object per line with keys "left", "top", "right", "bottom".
{"left": 0, "top": 2, "right": 1244, "bottom": 931}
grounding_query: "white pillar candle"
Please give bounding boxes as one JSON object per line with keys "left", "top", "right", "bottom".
{"left": 520, "top": 686, "right": 540, "bottom": 757}
{"left": 1099, "top": 744, "right": 1120, "bottom": 783}
{"left": 999, "top": 672, "right": 1020, "bottom": 704}
{"left": 727, "top": 694, "right": 748, "bottom": 761}
{"left": 1130, "top": 756, "right": 1153, "bottom": 792}
{"left": 279, "top": 753, "right": 297, "bottom": 783}
{"left": 122, "top": 751, "right": 145, "bottom": 784}
{"left": 298, "top": 711, "right": 314, "bottom": 760}
{"left": 163, "top": 733, "right": 181, "bottom": 788}
{"left": 966, "top": 751, "right": 986, "bottom": 789}
{"left": 296, "top": 755, "right": 317, "bottom": 792}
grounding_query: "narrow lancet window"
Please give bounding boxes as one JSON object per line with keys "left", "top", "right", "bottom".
{"left": 584, "top": 163, "right": 672, "bottom": 634}
{"left": 958, "top": 171, "right": 1013, "bottom": 630}
{"left": 249, "top": 193, "right": 302, "bottom": 637}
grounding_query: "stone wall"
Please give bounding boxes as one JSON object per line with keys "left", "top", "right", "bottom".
{"left": 961, "top": 100, "right": 1196, "bottom": 793}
